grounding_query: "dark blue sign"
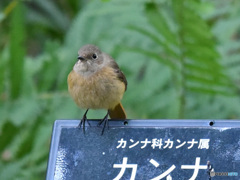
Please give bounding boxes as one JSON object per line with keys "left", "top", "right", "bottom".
{"left": 47, "top": 120, "right": 240, "bottom": 180}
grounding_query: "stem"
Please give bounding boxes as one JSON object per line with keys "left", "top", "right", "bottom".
{"left": 174, "top": 0, "right": 186, "bottom": 118}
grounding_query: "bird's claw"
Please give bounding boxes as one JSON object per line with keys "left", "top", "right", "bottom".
{"left": 98, "top": 112, "right": 109, "bottom": 135}
{"left": 77, "top": 109, "right": 90, "bottom": 134}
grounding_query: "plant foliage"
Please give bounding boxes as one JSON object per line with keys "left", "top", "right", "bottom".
{"left": 0, "top": 0, "right": 240, "bottom": 179}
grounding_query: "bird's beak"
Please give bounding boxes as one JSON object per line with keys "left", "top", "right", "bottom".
{"left": 77, "top": 56, "right": 85, "bottom": 61}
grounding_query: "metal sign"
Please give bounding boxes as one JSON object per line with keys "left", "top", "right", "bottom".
{"left": 46, "top": 120, "right": 240, "bottom": 180}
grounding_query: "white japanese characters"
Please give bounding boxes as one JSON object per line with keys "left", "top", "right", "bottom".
{"left": 114, "top": 138, "right": 211, "bottom": 179}
{"left": 113, "top": 157, "right": 207, "bottom": 180}
{"left": 116, "top": 138, "right": 210, "bottom": 150}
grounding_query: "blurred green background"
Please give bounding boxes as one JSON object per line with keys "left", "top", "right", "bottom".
{"left": 0, "top": 0, "right": 240, "bottom": 179}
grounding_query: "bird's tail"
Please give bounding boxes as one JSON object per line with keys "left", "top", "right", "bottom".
{"left": 109, "top": 103, "right": 127, "bottom": 119}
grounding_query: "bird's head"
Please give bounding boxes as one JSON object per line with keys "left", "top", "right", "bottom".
{"left": 74, "top": 44, "right": 104, "bottom": 76}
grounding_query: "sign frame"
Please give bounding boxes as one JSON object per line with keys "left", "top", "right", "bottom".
{"left": 46, "top": 119, "right": 240, "bottom": 180}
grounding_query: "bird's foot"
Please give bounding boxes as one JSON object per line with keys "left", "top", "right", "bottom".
{"left": 98, "top": 111, "right": 109, "bottom": 135}
{"left": 77, "top": 109, "right": 91, "bottom": 134}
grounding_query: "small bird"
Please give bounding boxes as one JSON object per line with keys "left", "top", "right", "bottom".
{"left": 67, "top": 44, "right": 127, "bottom": 135}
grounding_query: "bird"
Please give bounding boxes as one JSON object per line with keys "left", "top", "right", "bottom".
{"left": 67, "top": 44, "right": 127, "bottom": 135}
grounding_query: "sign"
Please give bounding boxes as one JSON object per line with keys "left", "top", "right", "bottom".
{"left": 47, "top": 120, "right": 240, "bottom": 180}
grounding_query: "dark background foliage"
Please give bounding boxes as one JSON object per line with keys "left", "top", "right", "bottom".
{"left": 0, "top": 0, "right": 240, "bottom": 179}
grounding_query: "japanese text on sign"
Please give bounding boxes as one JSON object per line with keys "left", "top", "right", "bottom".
{"left": 116, "top": 138, "right": 210, "bottom": 150}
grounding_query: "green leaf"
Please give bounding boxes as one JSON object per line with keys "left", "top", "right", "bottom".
{"left": 188, "top": 86, "right": 234, "bottom": 96}
{"left": 122, "top": 46, "right": 178, "bottom": 70}
{"left": 186, "top": 74, "right": 234, "bottom": 88}
{"left": 145, "top": 2, "right": 178, "bottom": 45}
{"left": 128, "top": 25, "right": 179, "bottom": 58}
{"left": 0, "top": 158, "right": 27, "bottom": 180}
{"left": 0, "top": 13, "right": 5, "bottom": 22}
{"left": 9, "top": 98, "right": 42, "bottom": 126}
{"left": 29, "top": 0, "right": 70, "bottom": 32}
{"left": 0, "top": 121, "right": 19, "bottom": 152}
{"left": 9, "top": 2, "right": 26, "bottom": 100}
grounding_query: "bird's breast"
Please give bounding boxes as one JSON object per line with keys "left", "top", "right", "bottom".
{"left": 68, "top": 67, "right": 125, "bottom": 109}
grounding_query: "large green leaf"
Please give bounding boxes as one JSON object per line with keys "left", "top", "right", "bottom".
{"left": 9, "top": 2, "right": 26, "bottom": 100}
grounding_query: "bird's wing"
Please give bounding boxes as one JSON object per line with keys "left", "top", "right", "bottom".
{"left": 104, "top": 53, "right": 128, "bottom": 91}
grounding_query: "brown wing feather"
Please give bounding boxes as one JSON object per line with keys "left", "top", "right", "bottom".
{"left": 109, "top": 60, "right": 127, "bottom": 91}
{"left": 104, "top": 53, "right": 127, "bottom": 119}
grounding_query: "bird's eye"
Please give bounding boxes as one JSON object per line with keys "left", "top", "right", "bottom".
{"left": 92, "top": 53, "right": 97, "bottom": 59}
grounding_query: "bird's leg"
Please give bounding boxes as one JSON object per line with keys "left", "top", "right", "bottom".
{"left": 98, "top": 110, "right": 109, "bottom": 135}
{"left": 77, "top": 109, "right": 91, "bottom": 134}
